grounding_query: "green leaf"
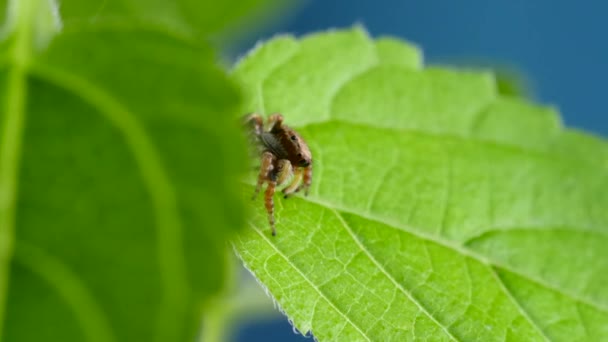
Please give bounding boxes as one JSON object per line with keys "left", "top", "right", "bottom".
{"left": 232, "top": 27, "right": 608, "bottom": 341}
{"left": 0, "top": 0, "right": 254, "bottom": 341}
{"left": 56, "top": 0, "right": 285, "bottom": 36}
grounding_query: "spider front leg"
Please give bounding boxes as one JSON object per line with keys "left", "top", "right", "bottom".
{"left": 284, "top": 164, "right": 313, "bottom": 198}
{"left": 243, "top": 113, "right": 264, "bottom": 136}
{"left": 301, "top": 163, "right": 312, "bottom": 196}
{"left": 252, "top": 151, "right": 275, "bottom": 200}
{"left": 262, "top": 159, "right": 292, "bottom": 235}
{"left": 264, "top": 180, "right": 277, "bottom": 236}
{"left": 282, "top": 167, "right": 303, "bottom": 198}
{"left": 243, "top": 113, "right": 265, "bottom": 161}
{"left": 265, "top": 159, "right": 292, "bottom": 235}
{"left": 276, "top": 159, "right": 293, "bottom": 186}
{"left": 267, "top": 113, "right": 284, "bottom": 132}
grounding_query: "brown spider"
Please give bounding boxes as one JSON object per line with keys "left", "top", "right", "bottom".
{"left": 244, "top": 113, "right": 313, "bottom": 236}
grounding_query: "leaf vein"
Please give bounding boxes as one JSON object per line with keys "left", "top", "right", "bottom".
{"left": 364, "top": 149, "right": 399, "bottom": 215}
{"left": 489, "top": 266, "right": 551, "bottom": 341}
{"left": 15, "top": 243, "right": 116, "bottom": 342}
{"left": 302, "top": 195, "right": 608, "bottom": 314}
{"left": 332, "top": 209, "right": 460, "bottom": 341}
{"left": 437, "top": 142, "right": 453, "bottom": 236}
{"left": 575, "top": 303, "right": 589, "bottom": 339}
{"left": 29, "top": 64, "right": 189, "bottom": 341}
{"left": 249, "top": 223, "right": 372, "bottom": 341}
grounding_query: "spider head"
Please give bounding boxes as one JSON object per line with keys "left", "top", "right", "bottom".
{"left": 286, "top": 130, "right": 312, "bottom": 168}
{"left": 297, "top": 153, "right": 311, "bottom": 167}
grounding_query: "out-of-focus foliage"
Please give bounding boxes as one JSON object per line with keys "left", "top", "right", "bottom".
{"left": 57, "top": 0, "right": 282, "bottom": 35}
{"left": 233, "top": 28, "right": 608, "bottom": 341}
{"left": 0, "top": 0, "right": 273, "bottom": 340}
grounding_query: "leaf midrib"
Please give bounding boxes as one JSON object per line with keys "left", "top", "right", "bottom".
{"left": 302, "top": 194, "right": 608, "bottom": 314}
{"left": 299, "top": 119, "right": 608, "bottom": 177}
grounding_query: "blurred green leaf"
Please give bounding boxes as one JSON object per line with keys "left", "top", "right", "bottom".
{"left": 232, "top": 28, "right": 608, "bottom": 341}
{"left": 0, "top": 0, "right": 256, "bottom": 341}
{"left": 57, "top": 0, "right": 284, "bottom": 36}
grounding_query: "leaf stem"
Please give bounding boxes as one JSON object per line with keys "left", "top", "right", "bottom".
{"left": 199, "top": 254, "right": 279, "bottom": 342}
{"left": 0, "top": 0, "right": 36, "bottom": 337}
{"left": 200, "top": 297, "right": 231, "bottom": 342}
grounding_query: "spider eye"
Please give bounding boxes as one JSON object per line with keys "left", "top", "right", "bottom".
{"left": 297, "top": 153, "right": 302, "bottom": 157}
{"left": 290, "top": 135, "right": 297, "bottom": 141}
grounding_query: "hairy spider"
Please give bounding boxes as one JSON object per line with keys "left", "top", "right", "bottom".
{"left": 244, "top": 113, "right": 313, "bottom": 236}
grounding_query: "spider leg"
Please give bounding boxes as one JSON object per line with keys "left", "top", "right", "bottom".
{"left": 302, "top": 164, "right": 312, "bottom": 196}
{"left": 243, "top": 113, "right": 264, "bottom": 136}
{"left": 276, "top": 159, "right": 293, "bottom": 186}
{"left": 293, "top": 164, "right": 312, "bottom": 196}
{"left": 252, "top": 151, "right": 275, "bottom": 200}
{"left": 243, "top": 113, "right": 265, "bottom": 159}
{"left": 265, "top": 179, "right": 277, "bottom": 236}
{"left": 267, "top": 113, "right": 284, "bottom": 132}
{"left": 260, "top": 159, "right": 292, "bottom": 236}
{"left": 283, "top": 167, "right": 303, "bottom": 198}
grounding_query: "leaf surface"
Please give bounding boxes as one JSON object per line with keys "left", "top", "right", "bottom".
{"left": 232, "top": 28, "right": 608, "bottom": 341}
{"left": 0, "top": 0, "right": 252, "bottom": 341}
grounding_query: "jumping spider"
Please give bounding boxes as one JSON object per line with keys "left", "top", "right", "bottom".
{"left": 244, "top": 113, "right": 313, "bottom": 236}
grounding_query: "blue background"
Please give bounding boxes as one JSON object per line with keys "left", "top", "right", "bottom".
{"left": 232, "top": 0, "right": 607, "bottom": 341}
